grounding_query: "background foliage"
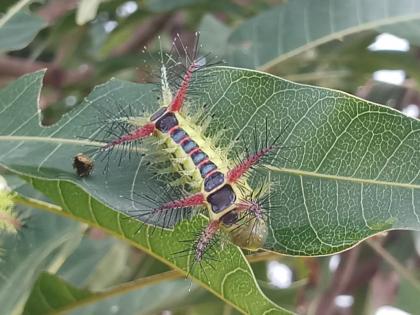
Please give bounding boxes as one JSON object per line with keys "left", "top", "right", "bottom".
{"left": 1, "top": 0, "right": 420, "bottom": 314}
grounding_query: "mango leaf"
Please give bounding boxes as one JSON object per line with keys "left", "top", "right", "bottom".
{"left": 26, "top": 175, "right": 288, "bottom": 314}
{"left": 0, "top": 71, "right": 293, "bottom": 315}
{"left": 1, "top": 66, "right": 420, "bottom": 312}
{"left": 0, "top": 11, "right": 46, "bottom": 52}
{"left": 227, "top": 0, "right": 420, "bottom": 69}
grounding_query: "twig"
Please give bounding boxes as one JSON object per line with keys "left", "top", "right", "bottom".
{"left": 314, "top": 247, "right": 360, "bottom": 315}
{"left": 367, "top": 238, "right": 420, "bottom": 292}
{"left": 55, "top": 270, "right": 182, "bottom": 315}
{"left": 246, "top": 251, "right": 283, "bottom": 263}
{"left": 37, "top": 0, "right": 79, "bottom": 25}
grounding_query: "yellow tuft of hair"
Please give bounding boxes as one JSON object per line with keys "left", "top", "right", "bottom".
{"left": 0, "top": 190, "right": 20, "bottom": 234}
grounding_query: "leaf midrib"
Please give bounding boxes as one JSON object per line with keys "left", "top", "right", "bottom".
{"left": 1, "top": 134, "right": 418, "bottom": 190}
{"left": 267, "top": 165, "right": 420, "bottom": 190}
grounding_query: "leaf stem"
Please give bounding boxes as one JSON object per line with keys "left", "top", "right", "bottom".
{"left": 367, "top": 238, "right": 420, "bottom": 292}
{"left": 57, "top": 250, "right": 282, "bottom": 314}
{"left": 56, "top": 270, "right": 182, "bottom": 315}
{"left": 12, "top": 193, "right": 69, "bottom": 217}
{"left": 246, "top": 251, "right": 283, "bottom": 263}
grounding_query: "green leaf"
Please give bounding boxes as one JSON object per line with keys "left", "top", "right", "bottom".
{"left": 1, "top": 65, "right": 420, "bottom": 312}
{"left": 0, "top": 11, "right": 46, "bottom": 52}
{"left": 27, "top": 175, "right": 288, "bottom": 314}
{"left": 227, "top": 0, "right": 420, "bottom": 70}
{"left": 0, "top": 72, "right": 292, "bottom": 314}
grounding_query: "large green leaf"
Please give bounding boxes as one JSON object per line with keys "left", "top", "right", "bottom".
{"left": 227, "top": 0, "right": 420, "bottom": 70}
{"left": 1, "top": 67, "right": 420, "bottom": 312}
{"left": 0, "top": 71, "right": 292, "bottom": 314}
{"left": 26, "top": 175, "right": 287, "bottom": 314}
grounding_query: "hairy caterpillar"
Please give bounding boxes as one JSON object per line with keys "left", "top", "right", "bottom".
{"left": 81, "top": 34, "right": 287, "bottom": 266}
{"left": 0, "top": 178, "right": 23, "bottom": 235}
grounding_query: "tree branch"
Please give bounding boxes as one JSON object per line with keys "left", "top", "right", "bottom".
{"left": 37, "top": 0, "right": 79, "bottom": 25}
{"left": 314, "top": 247, "right": 360, "bottom": 315}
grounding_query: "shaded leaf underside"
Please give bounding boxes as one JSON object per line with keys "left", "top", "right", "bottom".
{"left": 0, "top": 11, "right": 46, "bottom": 52}
{"left": 23, "top": 272, "right": 92, "bottom": 315}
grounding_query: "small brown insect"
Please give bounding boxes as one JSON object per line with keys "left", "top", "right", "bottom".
{"left": 73, "top": 153, "right": 94, "bottom": 177}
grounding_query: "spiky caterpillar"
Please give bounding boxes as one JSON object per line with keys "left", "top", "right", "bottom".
{"left": 84, "top": 34, "right": 282, "bottom": 263}
{"left": 0, "top": 178, "right": 24, "bottom": 235}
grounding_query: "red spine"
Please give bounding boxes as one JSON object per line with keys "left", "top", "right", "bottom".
{"left": 195, "top": 220, "right": 220, "bottom": 261}
{"left": 169, "top": 62, "right": 198, "bottom": 112}
{"left": 227, "top": 147, "right": 271, "bottom": 183}
{"left": 102, "top": 123, "right": 155, "bottom": 150}
{"left": 158, "top": 192, "right": 205, "bottom": 211}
